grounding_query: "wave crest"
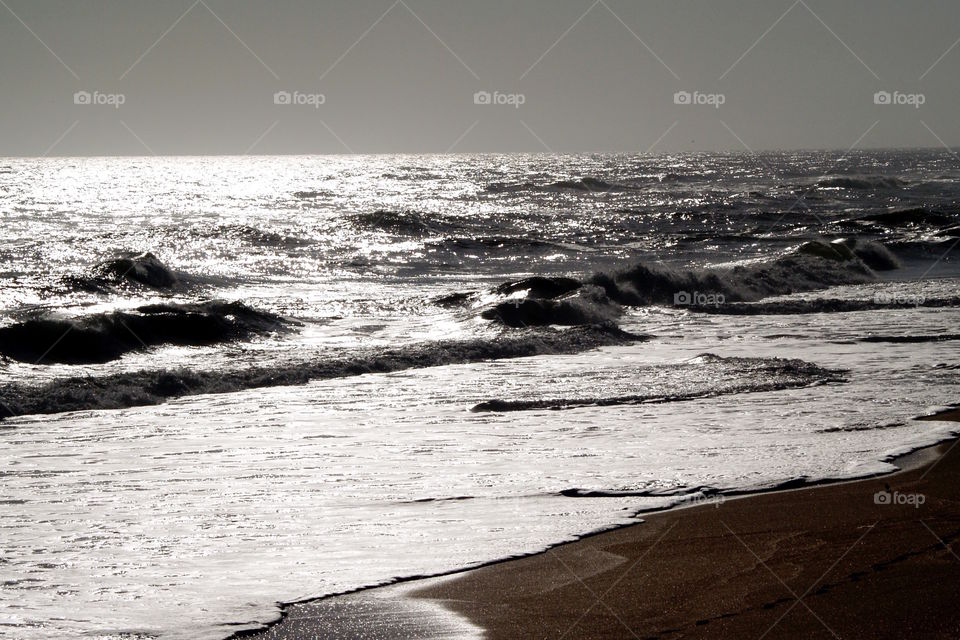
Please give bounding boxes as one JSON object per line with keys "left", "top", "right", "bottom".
{"left": 0, "top": 301, "right": 288, "bottom": 365}
{"left": 474, "top": 240, "right": 891, "bottom": 326}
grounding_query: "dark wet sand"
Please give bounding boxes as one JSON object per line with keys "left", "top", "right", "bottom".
{"left": 241, "top": 409, "right": 960, "bottom": 639}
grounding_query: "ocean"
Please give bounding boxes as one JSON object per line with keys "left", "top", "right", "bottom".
{"left": 1, "top": 151, "right": 959, "bottom": 639}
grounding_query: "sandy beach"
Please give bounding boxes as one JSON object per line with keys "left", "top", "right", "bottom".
{"left": 244, "top": 409, "right": 960, "bottom": 639}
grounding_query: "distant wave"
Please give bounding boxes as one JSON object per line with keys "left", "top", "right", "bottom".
{"left": 816, "top": 175, "right": 905, "bottom": 190}
{"left": 62, "top": 252, "right": 195, "bottom": 294}
{"left": 485, "top": 177, "right": 640, "bottom": 194}
{"left": 92, "top": 252, "right": 179, "bottom": 289}
{"left": 427, "top": 236, "right": 590, "bottom": 254}
{"left": 101, "top": 251, "right": 179, "bottom": 287}
{"left": 59, "top": 251, "right": 249, "bottom": 295}
{"left": 471, "top": 355, "right": 844, "bottom": 412}
{"left": 0, "top": 325, "right": 643, "bottom": 419}
{"left": 381, "top": 171, "right": 445, "bottom": 181}
{"left": 676, "top": 231, "right": 794, "bottom": 245}
{"left": 483, "top": 181, "right": 531, "bottom": 194}
{"left": 350, "top": 210, "right": 461, "bottom": 236}
{"left": 888, "top": 237, "right": 960, "bottom": 259}
{"left": 0, "top": 301, "right": 288, "bottom": 365}
{"left": 541, "top": 177, "right": 638, "bottom": 192}
{"left": 859, "top": 334, "right": 960, "bottom": 344}
{"left": 210, "top": 224, "right": 313, "bottom": 249}
{"left": 797, "top": 238, "right": 900, "bottom": 271}
{"left": 859, "top": 207, "right": 954, "bottom": 228}
{"left": 657, "top": 172, "right": 694, "bottom": 183}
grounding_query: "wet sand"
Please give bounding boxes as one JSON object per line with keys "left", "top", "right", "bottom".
{"left": 241, "top": 409, "right": 960, "bottom": 639}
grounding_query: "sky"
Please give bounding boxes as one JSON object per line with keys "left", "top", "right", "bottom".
{"left": 1, "top": 0, "right": 958, "bottom": 156}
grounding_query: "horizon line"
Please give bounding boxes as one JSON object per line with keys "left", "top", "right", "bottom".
{"left": 1, "top": 145, "right": 956, "bottom": 161}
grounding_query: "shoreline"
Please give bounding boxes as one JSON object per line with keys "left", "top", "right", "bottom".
{"left": 237, "top": 408, "right": 960, "bottom": 639}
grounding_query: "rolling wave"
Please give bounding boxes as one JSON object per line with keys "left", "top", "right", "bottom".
{"left": 0, "top": 324, "right": 643, "bottom": 420}
{"left": 485, "top": 177, "right": 640, "bottom": 194}
{"left": 590, "top": 243, "right": 876, "bottom": 305}
{"left": 204, "top": 224, "right": 313, "bottom": 249}
{"left": 859, "top": 207, "right": 954, "bottom": 228}
{"left": 0, "top": 301, "right": 288, "bottom": 365}
{"left": 481, "top": 286, "right": 619, "bottom": 327}
{"left": 859, "top": 334, "right": 960, "bottom": 343}
{"left": 427, "top": 236, "right": 582, "bottom": 253}
{"left": 62, "top": 252, "right": 182, "bottom": 293}
{"left": 475, "top": 239, "right": 889, "bottom": 326}
{"left": 349, "top": 209, "right": 462, "bottom": 235}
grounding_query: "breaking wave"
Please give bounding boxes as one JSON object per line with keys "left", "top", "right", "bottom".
{"left": 481, "top": 286, "right": 619, "bottom": 327}
{"left": 590, "top": 246, "right": 875, "bottom": 305}
{"left": 496, "top": 276, "right": 582, "bottom": 299}
{"left": 473, "top": 239, "right": 890, "bottom": 327}
{"left": 0, "top": 301, "right": 288, "bottom": 365}
{"left": 0, "top": 325, "right": 643, "bottom": 419}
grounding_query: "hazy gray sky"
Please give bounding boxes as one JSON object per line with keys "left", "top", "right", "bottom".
{"left": 1, "top": 0, "right": 958, "bottom": 156}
